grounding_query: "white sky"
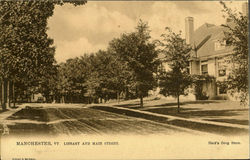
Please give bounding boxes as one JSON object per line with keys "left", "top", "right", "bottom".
{"left": 47, "top": 1, "right": 246, "bottom": 63}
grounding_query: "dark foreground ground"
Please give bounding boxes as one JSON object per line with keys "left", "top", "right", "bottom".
{"left": 0, "top": 105, "right": 192, "bottom": 136}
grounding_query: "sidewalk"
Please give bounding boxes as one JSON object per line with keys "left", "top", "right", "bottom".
{"left": 0, "top": 104, "right": 28, "bottom": 135}
{"left": 0, "top": 104, "right": 27, "bottom": 122}
{"left": 91, "top": 102, "right": 249, "bottom": 136}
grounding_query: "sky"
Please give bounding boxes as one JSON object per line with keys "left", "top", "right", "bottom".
{"left": 47, "top": 1, "right": 246, "bottom": 63}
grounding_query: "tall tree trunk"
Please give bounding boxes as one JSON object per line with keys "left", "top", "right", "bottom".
{"left": 177, "top": 94, "right": 180, "bottom": 113}
{"left": 0, "top": 81, "right": 2, "bottom": 107}
{"left": 1, "top": 81, "right": 6, "bottom": 110}
{"left": 104, "top": 97, "right": 107, "bottom": 103}
{"left": 125, "top": 88, "right": 128, "bottom": 100}
{"left": 61, "top": 95, "right": 65, "bottom": 103}
{"left": 140, "top": 95, "right": 143, "bottom": 107}
{"left": 12, "top": 82, "right": 15, "bottom": 107}
{"left": 117, "top": 91, "right": 120, "bottom": 104}
{"left": 52, "top": 95, "right": 55, "bottom": 103}
{"left": 6, "top": 80, "right": 10, "bottom": 108}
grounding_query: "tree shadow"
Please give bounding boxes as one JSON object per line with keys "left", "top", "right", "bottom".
{"left": 203, "top": 118, "right": 249, "bottom": 125}
{"left": 153, "top": 100, "right": 220, "bottom": 107}
{"left": 145, "top": 107, "right": 244, "bottom": 119}
{"left": 167, "top": 119, "right": 248, "bottom": 136}
{"left": 114, "top": 103, "right": 140, "bottom": 107}
{"left": 7, "top": 107, "right": 49, "bottom": 122}
{"left": 183, "top": 100, "right": 220, "bottom": 104}
{"left": 114, "top": 100, "right": 221, "bottom": 109}
{"left": 6, "top": 123, "right": 54, "bottom": 136}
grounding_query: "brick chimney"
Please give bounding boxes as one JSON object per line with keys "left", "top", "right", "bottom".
{"left": 185, "top": 17, "right": 194, "bottom": 45}
{"left": 242, "top": 2, "right": 248, "bottom": 16}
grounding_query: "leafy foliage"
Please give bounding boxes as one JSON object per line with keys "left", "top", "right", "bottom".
{"left": 108, "top": 20, "right": 160, "bottom": 106}
{"left": 55, "top": 49, "right": 132, "bottom": 103}
{"left": 220, "top": 2, "right": 249, "bottom": 104}
{"left": 0, "top": 1, "right": 86, "bottom": 107}
{"left": 192, "top": 74, "right": 215, "bottom": 100}
{"left": 158, "top": 28, "right": 192, "bottom": 112}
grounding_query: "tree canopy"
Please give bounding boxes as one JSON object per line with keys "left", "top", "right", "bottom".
{"left": 220, "top": 2, "right": 249, "bottom": 104}
{"left": 0, "top": 0, "right": 87, "bottom": 109}
{"left": 158, "top": 28, "right": 192, "bottom": 112}
{"left": 108, "top": 20, "right": 160, "bottom": 107}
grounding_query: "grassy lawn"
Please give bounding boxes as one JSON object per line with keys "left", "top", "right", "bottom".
{"left": 110, "top": 97, "right": 249, "bottom": 126}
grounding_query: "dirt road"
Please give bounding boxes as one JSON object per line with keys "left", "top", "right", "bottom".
{"left": 2, "top": 104, "right": 191, "bottom": 136}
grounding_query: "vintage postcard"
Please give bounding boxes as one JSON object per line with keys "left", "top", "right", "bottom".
{"left": 0, "top": 0, "right": 249, "bottom": 159}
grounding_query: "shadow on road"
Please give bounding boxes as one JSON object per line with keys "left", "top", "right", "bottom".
{"left": 7, "top": 106, "right": 49, "bottom": 122}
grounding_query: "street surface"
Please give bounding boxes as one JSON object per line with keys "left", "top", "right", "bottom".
{"left": 1, "top": 104, "right": 193, "bottom": 136}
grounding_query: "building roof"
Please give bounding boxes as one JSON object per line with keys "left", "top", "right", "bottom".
{"left": 193, "top": 23, "right": 234, "bottom": 58}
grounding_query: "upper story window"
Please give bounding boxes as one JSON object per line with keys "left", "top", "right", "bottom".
{"left": 201, "top": 64, "right": 208, "bottom": 75}
{"left": 218, "top": 61, "right": 226, "bottom": 77}
{"left": 215, "top": 40, "right": 226, "bottom": 51}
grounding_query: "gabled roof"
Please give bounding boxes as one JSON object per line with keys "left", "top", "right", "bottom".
{"left": 193, "top": 23, "right": 234, "bottom": 58}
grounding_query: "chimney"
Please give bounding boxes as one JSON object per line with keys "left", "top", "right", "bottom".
{"left": 185, "top": 17, "right": 194, "bottom": 45}
{"left": 242, "top": 2, "right": 248, "bottom": 16}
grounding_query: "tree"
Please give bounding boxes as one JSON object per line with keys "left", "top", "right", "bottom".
{"left": 93, "top": 50, "right": 125, "bottom": 102}
{"left": 56, "top": 56, "right": 89, "bottom": 103}
{"left": 0, "top": 1, "right": 86, "bottom": 109}
{"left": 81, "top": 50, "right": 130, "bottom": 104}
{"left": 107, "top": 50, "right": 134, "bottom": 102}
{"left": 158, "top": 28, "right": 192, "bottom": 113}
{"left": 38, "top": 64, "right": 59, "bottom": 103}
{"left": 220, "top": 2, "right": 249, "bottom": 104}
{"left": 109, "top": 20, "right": 160, "bottom": 107}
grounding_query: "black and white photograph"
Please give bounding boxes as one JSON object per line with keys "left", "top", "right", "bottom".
{"left": 0, "top": 0, "right": 249, "bottom": 159}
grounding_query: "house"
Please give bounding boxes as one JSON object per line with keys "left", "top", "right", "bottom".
{"left": 31, "top": 93, "right": 45, "bottom": 103}
{"left": 186, "top": 3, "right": 248, "bottom": 100}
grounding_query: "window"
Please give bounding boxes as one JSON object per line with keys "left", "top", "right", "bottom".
{"left": 215, "top": 40, "right": 226, "bottom": 51}
{"left": 201, "top": 64, "right": 208, "bottom": 75}
{"left": 218, "top": 61, "right": 226, "bottom": 77}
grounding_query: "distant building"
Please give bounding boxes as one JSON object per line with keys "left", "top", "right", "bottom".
{"left": 186, "top": 2, "right": 248, "bottom": 100}
{"left": 31, "top": 93, "right": 45, "bottom": 103}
